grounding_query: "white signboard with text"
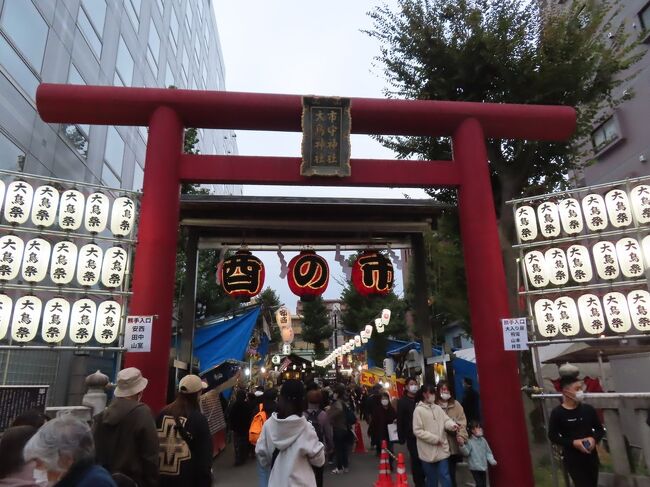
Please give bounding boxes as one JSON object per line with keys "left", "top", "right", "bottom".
{"left": 502, "top": 318, "right": 529, "bottom": 351}
{"left": 124, "top": 316, "right": 153, "bottom": 352}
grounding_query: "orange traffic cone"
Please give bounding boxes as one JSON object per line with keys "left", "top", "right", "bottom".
{"left": 374, "top": 440, "right": 394, "bottom": 487}
{"left": 354, "top": 421, "right": 366, "bottom": 453}
{"left": 395, "top": 452, "right": 409, "bottom": 487}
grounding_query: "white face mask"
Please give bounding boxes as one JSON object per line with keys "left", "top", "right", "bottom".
{"left": 574, "top": 390, "right": 585, "bottom": 403}
{"left": 426, "top": 395, "right": 436, "bottom": 404}
{"left": 381, "top": 399, "right": 389, "bottom": 406}
{"left": 474, "top": 429, "right": 483, "bottom": 438}
{"left": 254, "top": 391, "right": 264, "bottom": 397}
{"left": 33, "top": 468, "right": 49, "bottom": 484}
{"left": 440, "top": 392, "right": 451, "bottom": 401}
{"left": 408, "top": 385, "right": 419, "bottom": 394}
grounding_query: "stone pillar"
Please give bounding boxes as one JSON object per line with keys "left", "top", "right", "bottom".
{"left": 81, "top": 370, "right": 110, "bottom": 417}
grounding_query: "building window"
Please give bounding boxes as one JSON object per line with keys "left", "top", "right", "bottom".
{"left": 0, "top": 0, "right": 49, "bottom": 72}
{"left": 132, "top": 163, "right": 144, "bottom": 191}
{"left": 452, "top": 335, "right": 463, "bottom": 350}
{"left": 156, "top": 0, "right": 165, "bottom": 15}
{"left": 62, "top": 64, "right": 89, "bottom": 158}
{"left": 201, "top": 64, "right": 207, "bottom": 87}
{"left": 77, "top": 0, "right": 106, "bottom": 59}
{"left": 170, "top": 7, "right": 179, "bottom": 54}
{"left": 125, "top": 0, "right": 140, "bottom": 32}
{"left": 197, "top": 0, "right": 203, "bottom": 19}
{"left": 104, "top": 127, "right": 125, "bottom": 181}
{"left": 0, "top": 131, "right": 26, "bottom": 171}
{"left": 591, "top": 116, "right": 621, "bottom": 152}
{"left": 147, "top": 20, "right": 160, "bottom": 76}
{"left": 640, "top": 3, "right": 650, "bottom": 31}
{"left": 138, "top": 126, "right": 148, "bottom": 143}
{"left": 181, "top": 46, "right": 189, "bottom": 86}
{"left": 194, "top": 36, "right": 201, "bottom": 65}
{"left": 0, "top": 36, "right": 40, "bottom": 100}
{"left": 102, "top": 163, "right": 121, "bottom": 187}
{"left": 165, "top": 63, "right": 175, "bottom": 88}
{"left": 185, "top": 4, "right": 193, "bottom": 33}
{"left": 115, "top": 36, "right": 134, "bottom": 86}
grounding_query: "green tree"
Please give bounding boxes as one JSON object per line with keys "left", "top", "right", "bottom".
{"left": 256, "top": 287, "right": 283, "bottom": 344}
{"left": 300, "top": 296, "right": 332, "bottom": 358}
{"left": 367, "top": 0, "right": 642, "bottom": 306}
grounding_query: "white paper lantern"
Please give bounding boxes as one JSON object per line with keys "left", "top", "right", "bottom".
{"left": 0, "top": 180, "right": 5, "bottom": 215}
{"left": 566, "top": 245, "right": 593, "bottom": 283}
{"left": 603, "top": 292, "right": 632, "bottom": 334}
{"left": 627, "top": 290, "right": 650, "bottom": 332}
{"left": 58, "top": 190, "right": 85, "bottom": 231}
{"left": 554, "top": 297, "right": 580, "bottom": 337}
{"left": 0, "top": 235, "right": 24, "bottom": 281}
{"left": 84, "top": 192, "right": 110, "bottom": 233}
{"left": 544, "top": 248, "right": 569, "bottom": 286}
{"left": 577, "top": 294, "right": 606, "bottom": 335}
{"left": 49, "top": 241, "right": 78, "bottom": 285}
{"left": 365, "top": 324, "right": 373, "bottom": 338}
{"left": 593, "top": 241, "right": 620, "bottom": 280}
{"left": 536, "top": 202, "right": 561, "bottom": 238}
{"left": 275, "top": 306, "right": 291, "bottom": 329}
{"left": 375, "top": 317, "right": 385, "bottom": 333}
{"left": 21, "top": 238, "right": 51, "bottom": 283}
{"left": 41, "top": 297, "right": 70, "bottom": 343}
{"left": 95, "top": 300, "right": 121, "bottom": 344}
{"left": 361, "top": 331, "right": 369, "bottom": 344}
{"left": 582, "top": 194, "right": 608, "bottom": 231}
{"left": 0, "top": 294, "right": 12, "bottom": 340}
{"left": 281, "top": 326, "right": 294, "bottom": 344}
{"left": 10, "top": 295, "right": 42, "bottom": 342}
{"left": 281, "top": 343, "right": 291, "bottom": 355}
{"left": 354, "top": 335, "right": 362, "bottom": 347}
{"left": 110, "top": 197, "right": 136, "bottom": 237}
{"left": 557, "top": 198, "right": 584, "bottom": 235}
{"left": 534, "top": 299, "right": 559, "bottom": 338}
{"left": 380, "top": 309, "right": 391, "bottom": 327}
{"left": 643, "top": 235, "right": 650, "bottom": 269}
{"left": 76, "top": 244, "right": 103, "bottom": 287}
{"left": 630, "top": 185, "right": 650, "bottom": 225}
{"left": 31, "top": 185, "right": 60, "bottom": 228}
{"left": 615, "top": 238, "right": 645, "bottom": 279}
{"left": 69, "top": 298, "right": 97, "bottom": 344}
{"left": 3, "top": 181, "right": 34, "bottom": 225}
{"left": 523, "top": 251, "right": 549, "bottom": 288}
{"left": 100, "top": 247, "right": 128, "bottom": 288}
{"left": 515, "top": 205, "right": 538, "bottom": 241}
{"left": 605, "top": 189, "right": 632, "bottom": 228}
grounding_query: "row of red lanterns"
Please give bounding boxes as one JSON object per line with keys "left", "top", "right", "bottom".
{"left": 217, "top": 250, "right": 394, "bottom": 300}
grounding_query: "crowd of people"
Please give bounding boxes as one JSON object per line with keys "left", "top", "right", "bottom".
{"left": 0, "top": 363, "right": 605, "bottom": 487}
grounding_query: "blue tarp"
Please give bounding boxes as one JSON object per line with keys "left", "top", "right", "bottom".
{"left": 193, "top": 307, "right": 261, "bottom": 374}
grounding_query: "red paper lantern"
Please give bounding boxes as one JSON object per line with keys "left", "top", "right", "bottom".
{"left": 219, "top": 250, "right": 265, "bottom": 300}
{"left": 352, "top": 250, "right": 394, "bottom": 296}
{"left": 287, "top": 250, "right": 329, "bottom": 300}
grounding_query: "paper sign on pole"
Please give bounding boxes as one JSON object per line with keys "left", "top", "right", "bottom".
{"left": 124, "top": 315, "right": 153, "bottom": 352}
{"left": 502, "top": 318, "right": 529, "bottom": 351}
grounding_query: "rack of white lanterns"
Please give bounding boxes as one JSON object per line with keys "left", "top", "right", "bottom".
{"left": 313, "top": 309, "right": 390, "bottom": 368}
{"left": 0, "top": 169, "right": 140, "bottom": 352}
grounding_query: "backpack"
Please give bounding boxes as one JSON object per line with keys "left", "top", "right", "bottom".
{"left": 249, "top": 404, "right": 267, "bottom": 445}
{"left": 305, "top": 409, "right": 325, "bottom": 442}
{"left": 344, "top": 403, "right": 357, "bottom": 428}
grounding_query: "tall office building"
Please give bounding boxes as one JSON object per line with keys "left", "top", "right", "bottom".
{"left": 0, "top": 0, "right": 241, "bottom": 403}
{"left": 541, "top": 1, "right": 650, "bottom": 186}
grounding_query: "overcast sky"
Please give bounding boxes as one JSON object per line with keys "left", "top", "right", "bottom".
{"left": 213, "top": 1, "right": 429, "bottom": 311}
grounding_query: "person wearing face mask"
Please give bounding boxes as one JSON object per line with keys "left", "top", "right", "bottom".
{"left": 413, "top": 383, "right": 460, "bottom": 487}
{"left": 397, "top": 377, "right": 425, "bottom": 487}
{"left": 459, "top": 421, "right": 496, "bottom": 487}
{"left": 434, "top": 381, "right": 468, "bottom": 487}
{"left": 92, "top": 367, "right": 159, "bottom": 487}
{"left": 23, "top": 416, "right": 116, "bottom": 487}
{"left": 369, "top": 392, "right": 398, "bottom": 469}
{"left": 548, "top": 366, "right": 604, "bottom": 487}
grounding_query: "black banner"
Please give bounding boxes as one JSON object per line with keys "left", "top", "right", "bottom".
{"left": 0, "top": 385, "right": 48, "bottom": 432}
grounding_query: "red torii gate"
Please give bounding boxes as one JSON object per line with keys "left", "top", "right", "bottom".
{"left": 37, "top": 84, "right": 575, "bottom": 486}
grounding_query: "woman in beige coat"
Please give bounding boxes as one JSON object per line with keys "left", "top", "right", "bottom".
{"left": 435, "top": 381, "right": 468, "bottom": 487}
{"left": 412, "top": 384, "right": 459, "bottom": 487}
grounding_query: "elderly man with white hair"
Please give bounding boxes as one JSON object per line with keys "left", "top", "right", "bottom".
{"left": 23, "top": 415, "right": 116, "bottom": 486}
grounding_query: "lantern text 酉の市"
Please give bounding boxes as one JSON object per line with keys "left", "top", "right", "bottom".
{"left": 352, "top": 250, "right": 394, "bottom": 296}
{"left": 219, "top": 250, "right": 265, "bottom": 300}
{"left": 287, "top": 250, "right": 329, "bottom": 300}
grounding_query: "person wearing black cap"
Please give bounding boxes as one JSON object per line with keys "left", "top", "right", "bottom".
{"left": 548, "top": 364, "right": 604, "bottom": 487}
{"left": 156, "top": 375, "right": 212, "bottom": 487}
{"left": 255, "top": 380, "right": 325, "bottom": 487}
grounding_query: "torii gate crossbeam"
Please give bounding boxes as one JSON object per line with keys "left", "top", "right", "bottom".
{"left": 37, "top": 83, "right": 576, "bottom": 487}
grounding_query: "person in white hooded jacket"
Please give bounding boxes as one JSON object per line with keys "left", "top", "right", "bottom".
{"left": 256, "top": 380, "right": 325, "bottom": 487}
{"left": 413, "top": 383, "right": 460, "bottom": 487}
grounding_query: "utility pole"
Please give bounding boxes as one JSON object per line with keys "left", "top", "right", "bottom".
{"left": 331, "top": 303, "right": 341, "bottom": 381}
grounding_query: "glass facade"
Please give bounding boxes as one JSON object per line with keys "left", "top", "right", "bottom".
{"left": 0, "top": 1, "right": 48, "bottom": 72}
